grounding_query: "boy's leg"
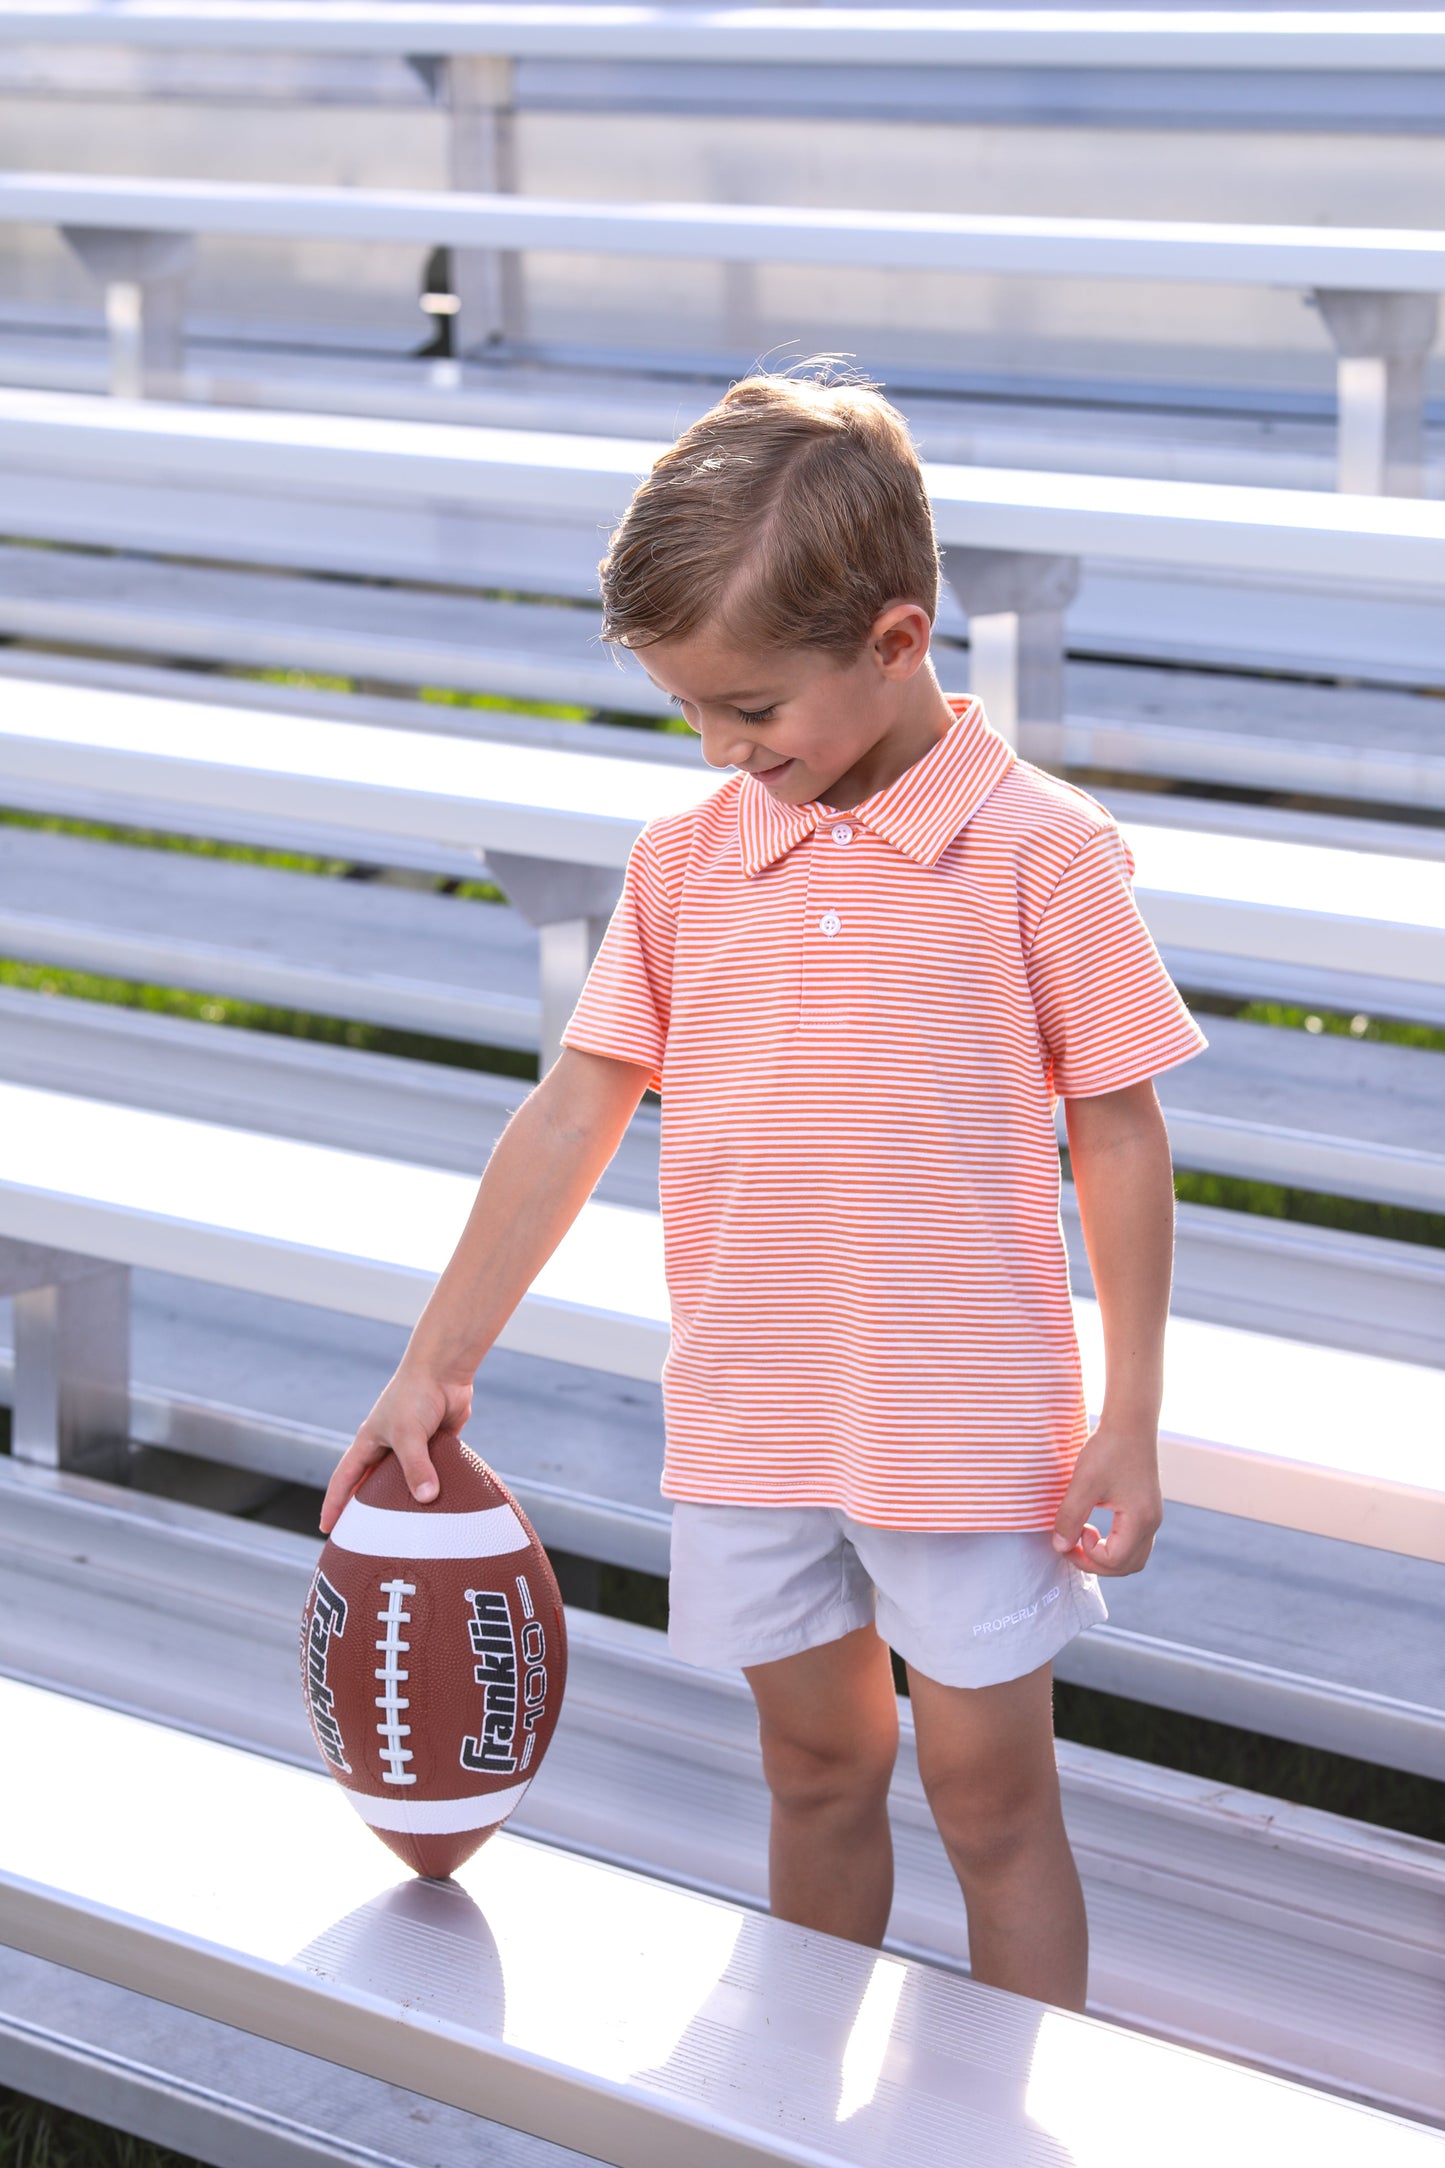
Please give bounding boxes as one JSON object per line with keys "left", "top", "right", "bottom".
{"left": 744, "top": 1623, "right": 900, "bottom": 1948}
{"left": 906, "top": 1658, "right": 1088, "bottom": 2012}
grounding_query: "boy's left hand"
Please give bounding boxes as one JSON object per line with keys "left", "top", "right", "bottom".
{"left": 1050, "top": 1421, "right": 1163, "bottom": 1577}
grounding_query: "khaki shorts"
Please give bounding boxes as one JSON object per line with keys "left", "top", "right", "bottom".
{"left": 668, "top": 1501, "right": 1108, "bottom": 1689}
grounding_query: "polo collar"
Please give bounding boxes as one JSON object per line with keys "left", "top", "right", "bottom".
{"left": 737, "top": 697, "right": 1014, "bottom": 877}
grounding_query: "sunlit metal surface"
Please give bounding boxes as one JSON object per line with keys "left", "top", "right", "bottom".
{"left": 0, "top": 675, "right": 705, "bottom": 868}
{"left": 2, "top": 1679, "right": 1437, "bottom": 2167}
{"left": 6, "top": 392, "right": 1445, "bottom": 584}
{"left": 0, "top": 5, "right": 1442, "bottom": 73}
{"left": 1, "top": 677, "right": 1441, "bottom": 991}
{"left": 2, "top": 1074, "right": 1443, "bottom": 1556}
{"left": 0, "top": 1076, "right": 669, "bottom": 1362}
{"left": 3, "top": 1499, "right": 1442, "bottom": 2101}
{"left": 7, "top": 175, "right": 1445, "bottom": 292}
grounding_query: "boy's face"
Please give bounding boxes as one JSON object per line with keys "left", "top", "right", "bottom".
{"left": 635, "top": 603, "right": 947, "bottom": 811}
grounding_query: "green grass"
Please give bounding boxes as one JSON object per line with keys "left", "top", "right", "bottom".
{"left": 243, "top": 662, "right": 693, "bottom": 737}
{"left": 0, "top": 804, "right": 353, "bottom": 878}
{"left": 246, "top": 664, "right": 672, "bottom": 733}
{"left": 1168, "top": 995, "right": 1445, "bottom": 1248}
{"left": 1172, "top": 1167, "right": 1445, "bottom": 1249}
{"left": 0, "top": 807, "right": 507, "bottom": 903}
{"left": 1197, "top": 991, "right": 1445, "bottom": 1056}
{"left": 0, "top": 956, "right": 538, "bottom": 1083}
{"left": 416, "top": 684, "right": 593, "bottom": 723}
{"left": 0, "top": 2092, "right": 205, "bottom": 2168}
{"left": 248, "top": 666, "right": 595, "bottom": 727}
{"left": 1057, "top": 1137, "right": 1445, "bottom": 1253}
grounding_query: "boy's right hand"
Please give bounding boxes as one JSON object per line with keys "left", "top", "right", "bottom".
{"left": 319, "top": 1365, "right": 473, "bottom": 1535}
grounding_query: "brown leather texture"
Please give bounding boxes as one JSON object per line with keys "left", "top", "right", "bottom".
{"left": 300, "top": 1430, "right": 568, "bottom": 1879}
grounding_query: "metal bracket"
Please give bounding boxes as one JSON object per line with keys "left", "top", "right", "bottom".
{"left": 446, "top": 55, "right": 523, "bottom": 356}
{"left": 404, "top": 52, "right": 445, "bottom": 98}
{"left": 0, "top": 1240, "right": 129, "bottom": 1480}
{"left": 940, "top": 547, "right": 1081, "bottom": 766}
{"left": 61, "top": 225, "right": 195, "bottom": 401}
{"left": 1311, "top": 288, "right": 1440, "bottom": 498}
{"left": 485, "top": 853, "right": 623, "bottom": 1071}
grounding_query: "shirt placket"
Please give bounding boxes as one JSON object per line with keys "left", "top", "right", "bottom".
{"left": 798, "top": 813, "right": 859, "bottom": 1030}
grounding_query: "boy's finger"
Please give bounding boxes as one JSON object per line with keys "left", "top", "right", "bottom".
{"left": 318, "top": 1424, "right": 441, "bottom": 1534}
{"left": 1081, "top": 1509, "right": 1155, "bottom": 1578}
{"left": 319, "top": 1437, "right": 383, "bottom": 1534}
{"left": 1051, "top": 1486, "right": 1096, "bottom": 1553}
{"left": 1058, "top": 1521, "right": 1104, "bottom": 1568}
{"left": 393, "top": 1430, "right": 441, "bottom": 1506}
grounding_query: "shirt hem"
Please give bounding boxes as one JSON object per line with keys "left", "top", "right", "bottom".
{"left": 659, "top": 1484, "right": 1069, "bottom": 1535}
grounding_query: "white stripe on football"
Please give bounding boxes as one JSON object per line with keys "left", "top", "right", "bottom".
{"left": 329, "top": 1498, "right": 528, "bottom": 1561}
{"left": 347, "top": 1781, "right": 534, "bottom": 1835}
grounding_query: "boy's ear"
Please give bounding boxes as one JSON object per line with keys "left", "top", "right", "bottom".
{"left": 870, "top": 601, "right": 933, "bottom": 680}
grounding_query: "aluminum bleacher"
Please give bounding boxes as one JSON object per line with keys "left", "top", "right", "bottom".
{"left": 6, "top": 804, "right": 1445, "bottom": 1175}
{"left": 2, "top": 979, "right": 1442, "bottom": 1783}
{"left": 3, "top": 630, "right": 1443, "bottom": 1805}
{"left": 6, "top": 1673, "right": 1438, "bottom": 2165}
{"left": 3, "top": 558, "right": 1444, "bottom": 814}
{"left": 2, "top": 30, "right": 1443, "bottom": 2152}
{"left": 0, "top": 6, "right": 1439, "bottom": 68}
{"left": 5, "top": 1067, "right": 1443, "bottom": 1559}
{"left": 3, "top": 7, "right": 1444, "bottom": 489}
{"left": 5, "top": 668, "right": 1445, "bottom": 1076}
{"left": 2, "top": 1468, "right": 1443, "bottom": 2126}
{"left": 9, "top": 389, "right": 1445, "bottom": 581}
{"left": 6, "top": 386, "right": 1445, "bottom": 791}
{"left": 0, "top": 171, "right": 1438, "bottom": 491}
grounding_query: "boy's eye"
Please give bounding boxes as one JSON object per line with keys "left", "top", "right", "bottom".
{"left": 666, "top": 696, "right": 776, "bottom": 726}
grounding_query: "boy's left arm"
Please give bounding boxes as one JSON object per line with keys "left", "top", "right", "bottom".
{"left": 1052, "top": 1077, "right": 1176, "bottom": 1577}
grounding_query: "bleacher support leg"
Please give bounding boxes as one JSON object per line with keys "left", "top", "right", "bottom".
{"left": 60, "top": 227, "right": 194, "bottom": 401}
{"left": 484, "top": 852, "right": 623, "bottom": 1071}
{"left": 535, "top": 917, "right": 615, "bottom": 1072}
{"left": 941, "top": 548, "right": 1080, "bottom": 765}
{"left": 0, "top": 1243, "right": 129, "bottom": 1479}
{"left": 1312, "top": 288, "right": 1440, "bottom": 497}
{"left": 446, "top": 56, "right": 523, "bottom": 355}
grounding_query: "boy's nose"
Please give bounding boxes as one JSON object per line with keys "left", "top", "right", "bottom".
{"left": 698, "top": 727, "right": 754, "bottom": 771}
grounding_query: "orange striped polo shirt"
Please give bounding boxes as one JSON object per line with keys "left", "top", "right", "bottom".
{"left": 563, "top": 698, "right": 1208, "bottom": 1529}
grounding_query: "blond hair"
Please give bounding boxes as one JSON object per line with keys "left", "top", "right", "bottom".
{"left": 599, "top": 367, "right": 940, "bottom": 660}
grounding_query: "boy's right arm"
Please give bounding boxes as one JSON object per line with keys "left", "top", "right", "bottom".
{"left": 319, "top": 1047, "right": 654, "bottom": 1532}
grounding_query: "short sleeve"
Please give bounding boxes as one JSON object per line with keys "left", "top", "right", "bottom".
{"left": 560, "top": 828, "right": 677, "bottom": 1092}
{"left": 1027, "top": 825, "right": 1208, "bottom": 1099}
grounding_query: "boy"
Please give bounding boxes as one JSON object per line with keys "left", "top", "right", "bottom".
{"left": 321, "top": 369, "right": 1207, "bottom": 2013}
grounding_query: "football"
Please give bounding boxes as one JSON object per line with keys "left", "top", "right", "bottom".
{"left": 300, "top": 1429, "right": 567, "bottom": 1879}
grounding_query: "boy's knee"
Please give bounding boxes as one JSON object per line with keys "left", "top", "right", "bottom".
{"left": 919, "top": 1757, "right": 1060, "bottom": 1873}
{"left": 759, "top": 1723, "right": 896, "bottom": 1820}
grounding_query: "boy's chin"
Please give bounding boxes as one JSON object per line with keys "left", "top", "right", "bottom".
{"left": 747, "top": 757, "right": 812, "bottom": 801}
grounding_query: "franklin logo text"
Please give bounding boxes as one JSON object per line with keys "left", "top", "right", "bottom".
{"left": 461, "top": 1578, "right": 550, "bottom": 1777}
{"left": 303, "top": 1573, "right": 351, "bottom": 1772}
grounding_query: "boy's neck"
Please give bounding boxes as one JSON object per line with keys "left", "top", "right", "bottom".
{"left": 817, "top": 672, "right": 960, "bottom": 811}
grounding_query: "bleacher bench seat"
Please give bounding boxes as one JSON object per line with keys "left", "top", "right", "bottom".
{"left": 3, "top": 1075, "right": 1442, "bottom": 1564}
{"left": 3, "top": 1667, "right": 1442, "bottom": 2148}
{"left": 1, "top": 3, "right": 1443, "bottom": 73}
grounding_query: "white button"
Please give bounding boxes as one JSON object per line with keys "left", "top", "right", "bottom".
{"left": 819, "top": 910, "right": 842, "bottom": 938}
{"left": 830, "top": 823, "right": 854, "bottom": 846}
